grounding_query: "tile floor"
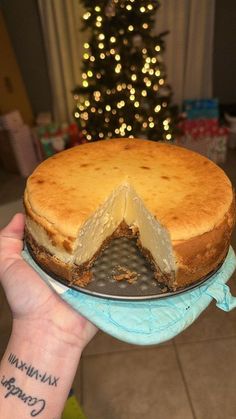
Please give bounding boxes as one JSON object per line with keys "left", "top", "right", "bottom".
{"left": 0, "top": 149, "right": 236, "bottom": 419}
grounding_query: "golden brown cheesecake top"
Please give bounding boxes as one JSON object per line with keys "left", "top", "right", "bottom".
{"left": 24, "top": 139, "right": 234, "bottom": 242}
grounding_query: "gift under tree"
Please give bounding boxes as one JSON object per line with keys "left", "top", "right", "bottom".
{"left": 73, "top": 0, "right": 174, "bottom": 141}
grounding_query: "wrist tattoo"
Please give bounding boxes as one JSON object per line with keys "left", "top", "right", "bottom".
{"left": 8, "top": 353, "right": 59, "bottom": 387}
{"left": 1, "top": 375, "right": 46, "bottom": 417}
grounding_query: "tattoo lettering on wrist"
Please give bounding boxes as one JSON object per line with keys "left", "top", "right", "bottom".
{"left": 8, "top": 353, "right": 59, "bottom": 387}
{"left": 1, "top": 375, "right": 46, "bottom": 417}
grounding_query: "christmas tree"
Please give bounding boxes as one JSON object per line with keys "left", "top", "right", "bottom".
{"left": 73, "top": 0, "right": 174, "bottom": 142}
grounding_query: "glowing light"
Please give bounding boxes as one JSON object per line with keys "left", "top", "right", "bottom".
{"left": 94, "top": 91, "right": 101, "bottom": 101}
{"left": 147, "top": 4, "right": 154, "bottom": 10}
{"left": 154, "top": 105, "right": 161, "bottom": 112}
{"left": 98, "top": 33, "right": 105, "bottom": 40}
{"left": 115, "top": 63, "right": 122, "bottom": 73}
{"left": 82, "top": 112, "right": 88, "bottom": 120}
{"left": 142, "top": 90, "right": 147, "bottom": 96}
{"left": 159, "top": 78, "right": 164, "bottom": 85}
{"left": 83, "top": 53, "right": 89, "bottom": 60}
{"left": 140, "top": 6, "right": 146, "bottom": 12}
{"left": 84, "top": 43, "right": 90, "bottom": 49}
{"left": 106, "top": 105, "right": 111, "bottom": 111}
{"left": 83, "top": 12, "right": 91, "bottom": 20}
{"left": 115, "top": 54, "right": 121, "bottom": 61}
{"left": 166, "top": 134, "right": 172, "bottom": 140}
{"left": 110, "top": 48, "right": 115, "bottom": 54}
{"left": 117, "top": 100, "right": 125, "bottom": 108}
{"left": 134, "top": 101, "right": 140, "bottom": 108}
{"left": 95, "top": 6, "right": 101, "bottom": 12}
{"left": 82, "top": 80, "right": 88, "bottom": 87}
{"left": 98, "top": 42, "right": 104, "bottom": 49}
{"left": 130, "top": 95, "right": 135, "bottom": 101}
{"left": 128, "top": 25, "right": 134, "bottom": 31}
{"left": 131, "top": 74, "right": 137, "bottom": 81}
{"left": 110, "top": 36, "right": 116, "bottom": 43}
{"left": 155, "top": 45, "right": 161, "bottom": 52}
{"left": 126, "top": 4, "right": 132, "bottom": 10}
{"left": 100, "top": 53, "right": 106, "bottom": 59}
{"left": 149, "top": 122, "right": 155, "bottom": 128}
{"left": 155, "top": 70, "right": 161, "bottom": 76}
{"left": 127, "top": 125, "right": 132, "bottom": 131}
{"left": 75, "top": 112, "right": 79, "bottom": 118}
{"left": 84, "top": 100, "right": 90, "bottom": 107}
{"left": 82, "top": 73, "right": 87, "bottom": 79}
{"left": 99, "top": 132, "right": 104, "bottom": 138}
{"left": 143, "top": 23, "right": 149, "bottom": 29}
{"left": 151, "top": 57, "right": 157, "bottom": 63}
{"left": 130, "top": 88, "right": 135, "bottom": 94}
{"left": 90, "top": 56, "right": 95, "bottom": 62}
{"left": 87, "top": 70, "right": 93, "bottom": 77}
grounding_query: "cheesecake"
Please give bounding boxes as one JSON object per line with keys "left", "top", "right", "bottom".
{"left": 24, "top": 138, "right": 235, "bottom": 290}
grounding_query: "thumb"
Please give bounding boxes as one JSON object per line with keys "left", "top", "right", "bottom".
{"left": 0, "top": 213, "right": 25, "bottom": 276}
{"left": 0, "top": 213, "right": 25, "bottom": 242}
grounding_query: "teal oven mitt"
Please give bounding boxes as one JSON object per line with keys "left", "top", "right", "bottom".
{"left": 22, "top": 246, "right": 236, "bottom": 346}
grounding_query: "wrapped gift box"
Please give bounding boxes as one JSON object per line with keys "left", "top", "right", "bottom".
{"left": 9, "top": 125, "right": 39, "bottom": 177}
{"left": 0, "top": 110, "right": 24, "bottom": 131}
{"left": 176, "top": 119, "right": 228, "bottom": 164}
{"left": 183, "top": 99, "right": 219, "bottom": 120}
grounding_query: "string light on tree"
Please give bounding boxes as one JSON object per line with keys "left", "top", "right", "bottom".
{"left": 73, "top": 0, "right": 175, "bottom": 142}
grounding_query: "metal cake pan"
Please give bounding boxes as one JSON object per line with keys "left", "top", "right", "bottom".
{"left": 26, "top": 236, "right": 224, "bottom": 301}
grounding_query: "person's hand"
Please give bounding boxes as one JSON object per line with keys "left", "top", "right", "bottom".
{"left": 0, "top": 213, "right": 97, "bottom": 353}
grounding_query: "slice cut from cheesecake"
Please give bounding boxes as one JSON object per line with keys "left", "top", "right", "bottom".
{"left": 71, "top": 182, "right": 175, "bottom": 287}
{"left": 24, "top": 139, "right": 235, "bottom": 291}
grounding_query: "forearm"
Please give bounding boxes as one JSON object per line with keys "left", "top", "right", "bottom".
{"left": 0, "top": 320, "right": 82, "bottom": 419}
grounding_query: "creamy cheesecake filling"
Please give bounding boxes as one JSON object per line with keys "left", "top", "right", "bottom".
{"left": 73, "top": 184, "right": 127, "bottom": 266}
{"left": 124, "top": 184, "right": 175, "bottom": 277}
{"left": 72, "top": 182, "right": 176, "bottom": 279}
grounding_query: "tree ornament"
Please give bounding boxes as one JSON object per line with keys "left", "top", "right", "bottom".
{"left": 132, "top": 34, "right": 143, "bottom": 48}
